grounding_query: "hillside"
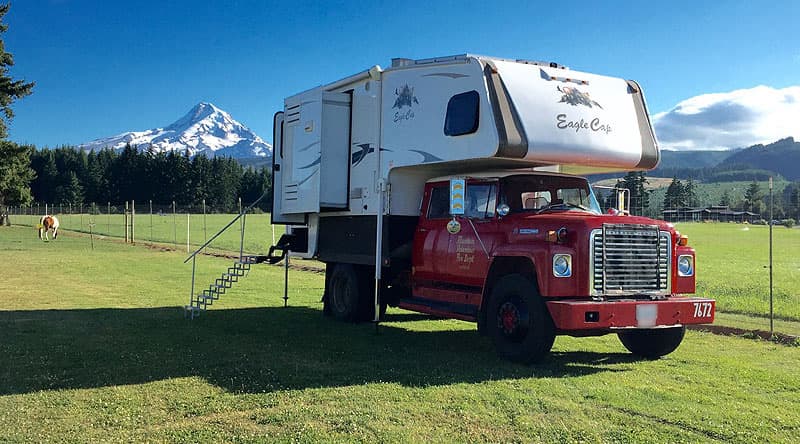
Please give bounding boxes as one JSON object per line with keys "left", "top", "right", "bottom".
{"left": 718, "top": 137, "right": 800, "bottom": 180}
{"left": 590, "top": 137, "right": 800, "bottom": 183}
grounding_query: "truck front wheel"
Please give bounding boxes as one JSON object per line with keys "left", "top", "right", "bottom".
{"left": 487, "top": 274, "right": 555, "bottom": 364}
{"left": 617, "top": 326, "right": 686, "bottom": 359}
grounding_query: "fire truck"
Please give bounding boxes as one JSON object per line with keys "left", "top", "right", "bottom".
{"left": 269, "top": 54, "right": 715, "bottom": 363}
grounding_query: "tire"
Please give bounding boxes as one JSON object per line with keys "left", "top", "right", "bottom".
{"left": 327, "top": 264, "right": 366, "bottom": 322}
{"left": 617, "top": 326, "right": 686, "bottom": 359}
{"left": 325, "top": 264, "right": 377, "bottom": 322}
{"left": 487, "top": 274, "right": 555, "bottom": 364}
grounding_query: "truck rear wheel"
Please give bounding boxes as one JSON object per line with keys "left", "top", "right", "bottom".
{"left": 487, "top": 274, "right": 555, "bottom": 364}
{"left": 617, "top": 326, "right": 686, "bottom": 359}
{"left": 327, "top": 264, "right": 370, "bottom": 322}
{"left": 326, "top": 263, "right": 380, "bottom": 322}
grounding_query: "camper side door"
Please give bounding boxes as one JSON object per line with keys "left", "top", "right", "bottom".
{"left": 271, "top": 111, "right": 305, "bottom": 225}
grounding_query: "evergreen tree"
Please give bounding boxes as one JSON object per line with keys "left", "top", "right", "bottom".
{"left": 682, "top": 179, "right": 698, "bottom": 207}
{"left": 55, "top": 171, "right": 84, "bottom": 207}
{"left": 744, "top": 180, "right": 763, "bottom": 214}
{"left": 0, "top": 4, "right": 35, "bottom": 211}
{"left": 0, "top": 141, "right": 35, "bottom": 206}
{"left": 719, "top": 189, "right": 732, "bottom": 207}
{"left": 783, "top": 182, "right": 800, "bottom": 221}
{"left": 0, "top": 4, "right": 34, "bottom": 139}
{"left": 663, "top": 177, "right": 684, "bottom": 211}
{"left": 38, "top": 151, "right": 60, "bottom": 203}
{"left": 619, "top": 171, "right": 650, "bottom": 216}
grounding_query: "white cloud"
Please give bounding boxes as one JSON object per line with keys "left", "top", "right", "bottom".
{"left": 652, "top": 85, "right": 800, "bottom": 150}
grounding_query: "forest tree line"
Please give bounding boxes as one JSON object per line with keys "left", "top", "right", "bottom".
{"left": 27, "top": 144, "right": 273, "bottom": 212}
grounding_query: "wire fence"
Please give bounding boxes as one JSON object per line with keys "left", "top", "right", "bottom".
{"left": 5, "top": 200, "right": 285, "bottom": 256}
{"left": 3, "top": 199, "right": 799, "bottom": 336}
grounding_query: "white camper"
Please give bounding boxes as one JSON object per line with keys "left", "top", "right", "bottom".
{"left": 272, "top": 54, "right": 658, "bottom": 262}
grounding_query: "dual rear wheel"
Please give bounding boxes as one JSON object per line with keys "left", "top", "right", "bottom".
{"left": 325, "top": 263, "right": 384, "bottom": 322}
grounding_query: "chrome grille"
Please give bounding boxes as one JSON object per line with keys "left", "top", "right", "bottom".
{"left": 590, "top": 224, "right": 670, "bottom": 294}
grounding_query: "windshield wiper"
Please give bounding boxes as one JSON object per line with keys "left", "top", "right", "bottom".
{"left": 534, "top": 202, "right": 590, "bottom": 214}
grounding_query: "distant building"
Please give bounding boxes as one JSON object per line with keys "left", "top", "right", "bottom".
{"left": 662, "top": 206, "right": 760, "bottom": 223}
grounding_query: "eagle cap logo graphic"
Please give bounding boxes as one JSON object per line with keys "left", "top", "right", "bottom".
{"left": 557, "top": 86, "right": 603, "bottom": 109}
{"left": 393, "top": 84, "right": 419, "bottom": 109}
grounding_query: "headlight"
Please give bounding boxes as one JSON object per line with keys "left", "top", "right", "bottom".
{"left": 553, "top": 254, "right": 572, "bottom": 278}
{"left": 678, "top": 255, "right": 694, "bottom": 277}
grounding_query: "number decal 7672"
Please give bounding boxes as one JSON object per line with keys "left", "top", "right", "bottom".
{"left": 693, "top": 302, "right": 713, "bottom": 318}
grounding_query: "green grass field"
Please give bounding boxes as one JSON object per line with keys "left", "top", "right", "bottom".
{"left": 1, "top": 226, "right": 799, "bottom": 442}
{"left": 675, "top": 222, "right": 800, "bottom": 321}
{"left": 9, "top": 211, "right": 284, "bottom": 255}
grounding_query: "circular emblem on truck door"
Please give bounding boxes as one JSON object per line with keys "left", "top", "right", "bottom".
{"left": 447, "top": 219, "right": 461, "bottom": 234}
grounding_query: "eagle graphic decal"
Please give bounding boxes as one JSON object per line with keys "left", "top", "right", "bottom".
{"left": 557, "top": 86, "right": 603, "bottom": 109}
{"left": 392, "top": 84, "right": 419, "bottom": 109}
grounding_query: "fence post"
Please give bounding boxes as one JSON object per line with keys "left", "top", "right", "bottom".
{"left": 203, "top": 198, "right": 207, "bottom": 242}
{"left": 124, "top": 201, "right": 129, "bottom": 243}
{"left": 80, "top": 203, "right": 83, "bottom": 229}
{"left": 107, "top": 202, "right": 111, "bottom": 235}
{"left": 187, "top": 212, "right": 190, "bottom": 253}
{"left": 173, "top": 201, "right": 177, "bottom": 248}
{"left": 769, "top": 177, "right": 774, "bottom": 335}
{"left": 131, "top": 200, "right": 136, "bottom": 245}
{"left": 149, "top": 200, "right": 153, "bottom": 242}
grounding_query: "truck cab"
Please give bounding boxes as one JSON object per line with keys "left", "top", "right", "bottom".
{"left": 392, "top": 172, "right": 713, "bottom": 363}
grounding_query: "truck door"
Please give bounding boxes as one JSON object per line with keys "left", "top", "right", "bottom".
{"left": 411, "top": 184, "right": 452, "bottom": 300}
{"left": 446, "top": 181, "right": 498, "bottom": 305}
{"left": 408, "top": 181, "right": 497, "bottom": 318}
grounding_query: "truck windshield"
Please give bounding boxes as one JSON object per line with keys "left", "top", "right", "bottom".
{"left": 500, "top": 175, "right": 601, "bottom": 215}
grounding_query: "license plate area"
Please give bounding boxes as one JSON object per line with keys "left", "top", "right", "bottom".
{"left": 636, "top": 304, "right": 658, "bottom": 327}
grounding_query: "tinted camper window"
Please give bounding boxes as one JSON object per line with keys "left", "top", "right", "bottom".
{"left": 444, "top": 91, "right": 479, "bottom": 136}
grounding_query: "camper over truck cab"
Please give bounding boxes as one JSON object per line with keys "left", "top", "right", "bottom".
{"left": 269, "top": 54, "right": 715, "bottom": 363}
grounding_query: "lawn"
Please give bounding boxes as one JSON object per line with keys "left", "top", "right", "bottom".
{"left": 1, "top": 226, "right": 799, "bottom": 442}
{"left": 675, "top": 222, "right": 800, "bottom": 321}
{"left": 8, "top": 210, "right": 284, "bottom": 255}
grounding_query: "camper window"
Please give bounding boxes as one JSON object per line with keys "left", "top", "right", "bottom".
{"left": 444, "top": 90, "right": 480, "bottom": 136}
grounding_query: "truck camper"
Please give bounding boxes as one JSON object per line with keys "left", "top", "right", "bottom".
{"left": 269, "top": 54, "right": 715, "bottom": 363}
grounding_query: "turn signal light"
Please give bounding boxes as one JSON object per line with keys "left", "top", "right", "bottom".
{"left": 546, "top": 227, "right": 568, "bottom": 243}
{"left": 678, "top": 235, "right": 689, "bottom": 246}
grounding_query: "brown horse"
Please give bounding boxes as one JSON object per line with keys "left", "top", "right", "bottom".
{"left": 38, "top": 215, "right": 60, "bottom": 240}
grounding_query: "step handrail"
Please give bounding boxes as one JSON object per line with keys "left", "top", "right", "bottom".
{"left": 183, "top": 191, "right": 269, "bottom": 264}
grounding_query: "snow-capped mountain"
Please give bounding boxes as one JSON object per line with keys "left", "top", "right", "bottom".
{"left": 79, "top": 102, "right": 271, "bottom": 158}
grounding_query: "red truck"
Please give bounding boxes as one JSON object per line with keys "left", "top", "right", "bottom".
{"left": 269, "top": 54, "right": 715, "bottom": 363}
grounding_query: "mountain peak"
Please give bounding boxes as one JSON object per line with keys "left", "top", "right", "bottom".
{"left": 79, "top": 103, "right": 271, "bottom": 159}
{"left": 167, "top": 102, "right": 232, "bottom": 131}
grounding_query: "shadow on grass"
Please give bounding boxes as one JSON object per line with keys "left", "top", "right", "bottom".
{"left": 0, "top": 306, "right": 636, "bottom": 395}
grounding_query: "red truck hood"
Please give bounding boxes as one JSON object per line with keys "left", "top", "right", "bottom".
{"left": 507, "top": 211, "right": 676, "bottom": 233}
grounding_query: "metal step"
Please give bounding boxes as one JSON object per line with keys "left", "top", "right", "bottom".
{"left": 186, "top": 257, "right": 261, "bottom": 318}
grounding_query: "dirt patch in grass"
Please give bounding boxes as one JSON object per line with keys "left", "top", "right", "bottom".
{"left": 689, "top": 324, "right": 799, "bottom": 346}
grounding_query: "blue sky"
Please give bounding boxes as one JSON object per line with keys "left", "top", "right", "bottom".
{"left": 5, "top": 0, "right": 800, "bottom": 149}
